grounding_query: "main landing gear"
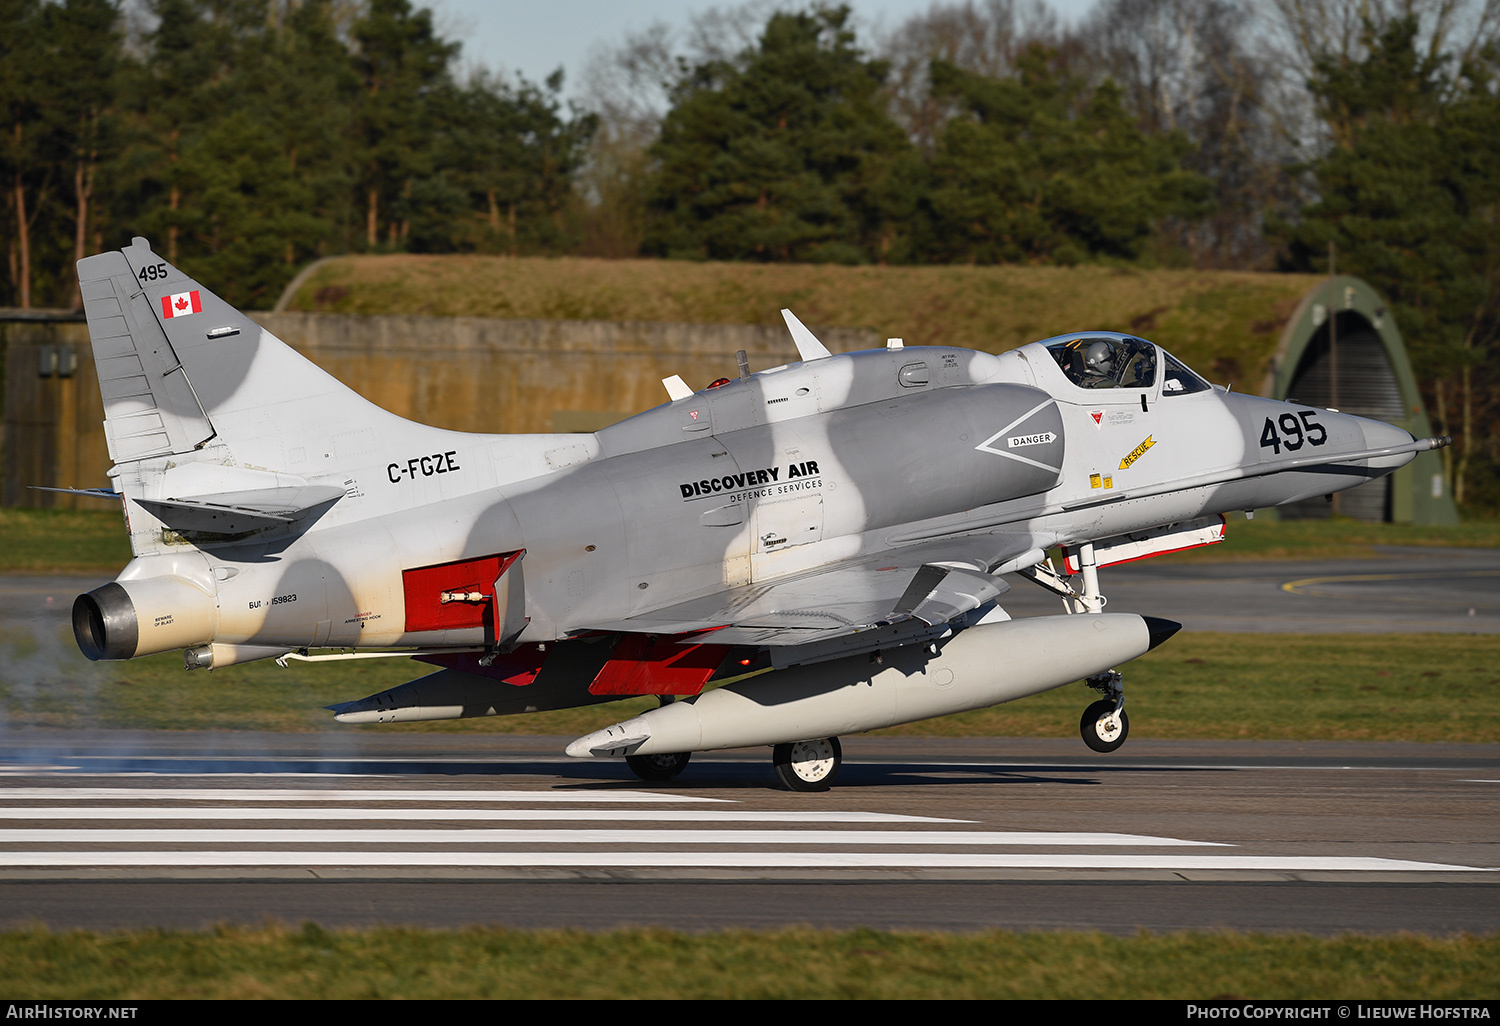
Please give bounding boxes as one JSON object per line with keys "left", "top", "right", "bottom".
{"left": 625, "top": 751, "right": 691, "bottom": 781}
{"left": 625, "top": 739, "right": 845, "bottom": 791}
{"left": 773, "top": 737, "right": 843, "bottom": 792}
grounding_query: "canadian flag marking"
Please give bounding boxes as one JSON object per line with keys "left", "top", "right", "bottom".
{"left": 161, "top": 290, "right": 202, "bottom": 319}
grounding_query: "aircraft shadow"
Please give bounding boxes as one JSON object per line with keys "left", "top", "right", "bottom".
{"left": 5, "top": 753, "right": 1228, "bottom": 791}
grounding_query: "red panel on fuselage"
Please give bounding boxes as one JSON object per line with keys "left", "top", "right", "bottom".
{"left": 402, "top": 551, "right": 522, "bottom": 632}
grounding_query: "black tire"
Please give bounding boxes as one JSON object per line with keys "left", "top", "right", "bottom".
{"left": 772, "top": 737, "right": 842, "bottom": 792}
{"left": 625, "top": 751, "right": 691, "bottom": 782}
{"left": 1080, "top": 700, "right": 1129, "bottom": 753}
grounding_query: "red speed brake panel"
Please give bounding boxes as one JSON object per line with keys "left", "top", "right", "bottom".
{"left": 588, "top": 634, "right": 731, "bottom": 696}
{"left": 402, "top": 551, "right": 522, "bottom": 632}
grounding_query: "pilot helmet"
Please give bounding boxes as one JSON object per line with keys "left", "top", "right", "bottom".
{"left": 1084, "top": 340, "right": 1115, "bottom": 376}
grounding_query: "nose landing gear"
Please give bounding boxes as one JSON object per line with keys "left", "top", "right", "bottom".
{"left": 1080, "top": 668, "right": 1128, "bottom": 753}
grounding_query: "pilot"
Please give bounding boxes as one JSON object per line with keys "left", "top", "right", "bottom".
{"left": 1083, "top": 341, "right": 1116, "bottom": 384}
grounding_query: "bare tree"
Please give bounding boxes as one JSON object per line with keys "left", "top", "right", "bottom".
{"left": 1259, "top": 0, "right": 1500, "bottom": 153}
{"left": 574, "top": 2, "right": 804, "bottom": 257}
{"left": 877, "top": 0, "right": 1064, "bottom": 151}
{"left": 1079, "top": 0, "right": 1292, "bottom": 267}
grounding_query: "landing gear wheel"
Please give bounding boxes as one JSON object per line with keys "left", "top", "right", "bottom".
{"left": 626, "top": 751, "right": 691, "bottom": 782}
{"left": 1080, "top": 700, "right": 1129, "bottom": 753}
{"left": 772, "top": 737, "right": 842, "bottom": 792}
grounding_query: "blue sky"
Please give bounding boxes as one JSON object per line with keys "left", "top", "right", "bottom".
{"left": 431, "top": 0, "right": 1099, "bottom": 99}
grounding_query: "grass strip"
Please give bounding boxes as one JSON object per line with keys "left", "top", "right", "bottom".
{"left": 2, "top": 925, "right": 1495, "bottom": 999}
{"left": 286, "top": 255, "right": 1319, "bottom": 383}
{"left": 4, "top": 625, "right": 1496, "bottom": 742}
{"left": 0, "top": 508, "right": 131, "bottom": 574}
{"left": 1163, "top": 514, "right": 1500, "bottom": 562}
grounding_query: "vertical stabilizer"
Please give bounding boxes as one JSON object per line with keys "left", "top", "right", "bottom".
{"left": 74, "top": 238, "right": 553, "bottom": 559}
{"left": 77, "top": 244, "right": 216, "bottom": 462}
{"left": 77, "top": 237, "right": 420, "bottom": 478}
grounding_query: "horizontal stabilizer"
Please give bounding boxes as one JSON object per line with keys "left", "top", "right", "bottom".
{"left": 30, "top": 486, "right": 123, "bottom": 500}
{"left": 137, "top": 483, "right": 344, "bottom": 535}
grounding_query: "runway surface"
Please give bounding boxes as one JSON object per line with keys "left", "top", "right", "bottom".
{"left": 1, "top": 556, "right": 1495, "bottom": 933}
{"left": 0, "top": 732, "right": 1493, "bottom": 934}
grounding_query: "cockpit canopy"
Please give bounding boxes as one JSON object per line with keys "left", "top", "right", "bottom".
{"left": 1045, "top": 335, "right": 1211, "bottom": 396}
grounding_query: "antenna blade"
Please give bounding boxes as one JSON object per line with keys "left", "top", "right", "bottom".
{"left": 780, "top": 309, "right": 832, "bottom": 362}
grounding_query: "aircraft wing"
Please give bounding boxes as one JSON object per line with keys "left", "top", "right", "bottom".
{"left": 579, "top": 533, "right": 1038, "bottom": 655}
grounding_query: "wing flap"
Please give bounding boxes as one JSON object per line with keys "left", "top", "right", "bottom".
{"left": 579, "top": 539, "right": 1023, "bottom": 656}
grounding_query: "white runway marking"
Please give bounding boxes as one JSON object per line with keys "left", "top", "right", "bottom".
{"left": 0, "top": 788, "right": 723, "bottom": 803}
{"left": 0, "top": 851, "right": 1483, "bottom": 871}
{"left": 0, "top": 807, "right": 969, "bottom": 824}
{"left": 0, "top": 786, "right": 1483, "bottom": 874}
{"left": 0, "top": 828, "right": 1226, "bottom": 846}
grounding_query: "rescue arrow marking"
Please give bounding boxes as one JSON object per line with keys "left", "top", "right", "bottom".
{"left": 1119, "top": 435, "right": 1156, "bottom": 470}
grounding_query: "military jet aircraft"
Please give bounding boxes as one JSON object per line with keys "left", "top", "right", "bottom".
{"left": 68, "top": 238, "right": 1447, "bottom": 790}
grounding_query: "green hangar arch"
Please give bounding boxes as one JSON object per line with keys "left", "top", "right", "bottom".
{"left": 1264, "top": 275, "right": 1458, "bottom": 525}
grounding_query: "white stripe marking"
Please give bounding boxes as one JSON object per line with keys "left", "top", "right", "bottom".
{"left": 974, "top": 399, "right": 1063, "bottom": 472}
{"left": 0, "top": 852, "right": 1483, "bottom": 870}
{"left": 0, "top": 788, "right": 724, "bottom": 803}
{"left": 0, "top": 829, "right": 1225, "bottom": 846}
{"left": 0, "top": 808, "right": 967, "bottom": 824}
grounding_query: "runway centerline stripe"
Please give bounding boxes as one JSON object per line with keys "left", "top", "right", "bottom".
{"left": 0, "top": 808, "right": 970, "bottom": 824}
{"left": 0, "top": 852, "right": 1482, "bottom": 871}
{"left": 0, "top": 829, "right": 1226, "bottom": 846}
{"left": 0, "top": 788, "right": 725, "bottom": 803}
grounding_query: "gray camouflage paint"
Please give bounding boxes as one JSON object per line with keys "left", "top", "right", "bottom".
{"left": 74, "top": 238, "right": 1426, "bottom": 709}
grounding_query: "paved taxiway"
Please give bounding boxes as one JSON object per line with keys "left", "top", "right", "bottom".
{"left": 996, "top": 545, "right": 1500, "bottom": 632}
{"left": 0, "top": 732, "right": 1493, "bottom": 934}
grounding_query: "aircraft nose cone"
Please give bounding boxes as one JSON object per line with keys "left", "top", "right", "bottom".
{"left": 1142, "top": 616, "right": 1182, "bottom": 651}
{"left": 1360, "top": 417, "right": 1414, "bottom": 451}
{"left": 1356, "top": 417, "right": 1419, "bottom": 473}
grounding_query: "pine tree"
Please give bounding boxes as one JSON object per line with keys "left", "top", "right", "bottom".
{"left": 644, "top": 6, "right": 920, "bottom": 264}
{"left": 920, "top": 46, "right": 1210, "bottom": 265}
{"left": 1276, "top": 17, "right": 1500, "bottom": 507}
{"left": 0, "top": 0, "right": 45, "bottom": 307}
{"left": 350, "top": 0, "right": 459, "bottom": 251}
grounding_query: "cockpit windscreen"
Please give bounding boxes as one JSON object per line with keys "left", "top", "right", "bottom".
{"left": 1162, "top": 351, "right": 1212, "bottom": 395}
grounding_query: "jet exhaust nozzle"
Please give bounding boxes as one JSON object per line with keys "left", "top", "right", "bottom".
{"left": 566, "top": 613, "right": 1174, "bottom": 758}
{"left": 73, "top": 577, "right": 217, "bottom": 661}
